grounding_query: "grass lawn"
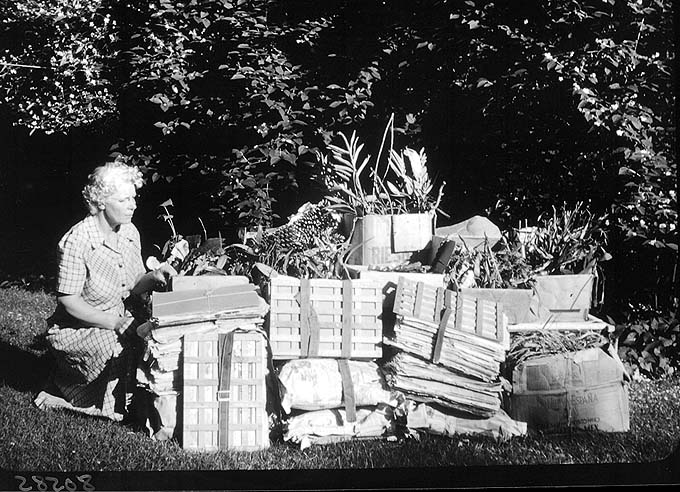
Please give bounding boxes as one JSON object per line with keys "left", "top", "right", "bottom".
{"left": 0, "top": 286, "right": 678, "bottom": 489}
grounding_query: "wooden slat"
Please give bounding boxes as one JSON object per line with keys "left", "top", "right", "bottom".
{"left": 432, "top": 308, "right": 451, "bottom": 364}
{"left": 299, "top": 278, "right": 312, "bottom": 357}
{"left": 218, "top": 332, "right": 233, "bottom": 450}
{"left": 475, "top": 298, "right": 485, "bottom": 336}
{"left": 341, "top": 279, "right": 353, "bottom": 358}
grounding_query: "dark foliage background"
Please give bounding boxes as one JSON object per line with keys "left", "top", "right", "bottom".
{"left": 0, "top": 0, "right": 677, "bottom": 375}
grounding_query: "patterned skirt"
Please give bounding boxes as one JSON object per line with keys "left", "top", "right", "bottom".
{"left": 43, "top": 325, "right": 141, "bottom": 421}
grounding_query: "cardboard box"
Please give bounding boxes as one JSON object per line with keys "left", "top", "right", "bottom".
{"left": 267, "top": 275, "right": 383, "bottom": 360}
{"left": 181, "top": 329, "right": 270, "bottom": 451}
{"left": 343, "top": 213, "right": 434, "bottom": 266}
{"left": 510, "top": 347, "right": 629, "bottom": 433}
{"left": 533, "top": 274, "right": 594, "bottom": 322}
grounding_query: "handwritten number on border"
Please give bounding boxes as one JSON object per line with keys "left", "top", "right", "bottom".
{"left": 14, "top": 476, "right": 31, "bottom": 492}
{"left": 45, "top": 478, "right": 63, "bottom": 492}
{"left": 14, "top": 475, "right": 95, "bottom": 491}
{"left": 76, "top": 476, "right": 94, "bottom": 492}
{"left": 32, "top": 477, "right": 48, "bottom": 492}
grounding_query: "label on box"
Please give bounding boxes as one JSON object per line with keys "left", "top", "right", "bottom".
{"left": 392, "top": 214, "right": 434, "bottom": 252}
{"left": 511, "top": 382, "right": 629, "bottom": 432}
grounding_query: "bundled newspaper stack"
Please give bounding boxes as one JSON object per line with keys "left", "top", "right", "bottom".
{"left": 382, "top": 277, "right": 510, "bottom": 419}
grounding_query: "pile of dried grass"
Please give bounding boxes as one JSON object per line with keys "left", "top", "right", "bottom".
{"left": 505, "top": 330, "right": 610, "bottom": 372}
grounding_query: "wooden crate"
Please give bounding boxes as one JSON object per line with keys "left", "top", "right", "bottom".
{"left": 267, "top": 275, "right": 383, "bottom": 359}
{"left": 340, "top": 268, "right": 445, "bottom": 341}
{"left": 181, "top": 329, "right": 269, "bottom": 451}
{"left": 393, "top": 277, "right": 508, "bottom": 349}
{"left": 343, "top": 265, "right": 445, "bottom": 286}
{"left": 458, "top": 288, "right": 543, "bottom": 325}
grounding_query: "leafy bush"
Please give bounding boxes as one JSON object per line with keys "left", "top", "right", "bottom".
{"left": 617, "top": 309, "right": 680, "bottom": 379}
{"left": 1, "top": 0, "right": 675, "bottom": 330}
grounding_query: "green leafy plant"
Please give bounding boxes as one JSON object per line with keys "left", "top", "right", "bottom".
{"left": 522, "top": 202, "right": 611, "bottom": 276}
{"left": 320, "top": 115, "right": 445, "bottom": 217}
{"left": 173, "top": 239, "right": 259, "bottom": 278}
{"left": 260, "top": 231, "right": 349, "bottom": 279}
{"left": 249, "top": 201, "right": 348, "bottom": 279}
{"left": 147, "top": 199, "right": 255, "bottom": 277}
{"left": 147, "top": 199, "right": 190, "bottom": 272}
{"left": 387, "top": 146, "right": 439, "bottom": 214}
{"left": 445, "top": 237, "right": 534, "bottom": 290}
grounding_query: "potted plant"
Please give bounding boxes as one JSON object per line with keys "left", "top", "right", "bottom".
{"left": 319, "top": 114, "right": 445, "bottom": 266}
{"left": 521, "top": 202, "right": 611, "bottom": 322}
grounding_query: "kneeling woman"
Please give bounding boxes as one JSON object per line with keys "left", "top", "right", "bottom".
{"left": 35, "top": 161, "right": 175, "bottom": 421}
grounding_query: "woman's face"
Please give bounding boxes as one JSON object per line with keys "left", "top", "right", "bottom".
{"left": 102, "top": 182, "right": 137, "bottom": 228}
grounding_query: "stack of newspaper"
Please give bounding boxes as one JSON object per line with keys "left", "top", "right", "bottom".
{"left": 137, "top": 283, "right": 270, "bottom": 399}
{"left": 381, "top": 352, "right": 502, "bottom": 417}
{"left": 150, "top": 283, "right": 268, "bottom": 327}
{"left": 381, "top": 277, "right": 509, "bottom": 418}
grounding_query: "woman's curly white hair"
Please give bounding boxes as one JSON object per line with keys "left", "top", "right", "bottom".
{"left": 82, "top": 162, "right": 144, "bottom": 215}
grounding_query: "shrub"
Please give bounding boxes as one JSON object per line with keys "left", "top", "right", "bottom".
{"left": 616, "top": 308, "right": 680, "bottom": 379}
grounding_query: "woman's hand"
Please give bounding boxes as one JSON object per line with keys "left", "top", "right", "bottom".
{"left": 150, "top": 262, "right": 178, "bottom": 290}
{"left": 131, "top": 262, "right": 178, "bottom": 295}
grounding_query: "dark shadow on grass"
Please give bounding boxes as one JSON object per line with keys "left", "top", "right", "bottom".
{"left": 0, "top": 340, "right": 54, "bottom": 393}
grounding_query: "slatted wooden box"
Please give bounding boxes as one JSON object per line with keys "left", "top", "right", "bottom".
{"left": 267, "top": 275, "right": 384, "bottom": 360}
{"left": 458, "top": 287, "right": 543, "bottom": 325}
{"left": 393, "top": 277, "right": 509, "bottom": 352}
{"left": 181, "top": 329, "right": 269, "bottom": 451}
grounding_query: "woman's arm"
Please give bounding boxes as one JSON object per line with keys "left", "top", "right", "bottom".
{"left": 58, "top": 294, "right": 132, "bottom": 333}
{"left": 130, "top": 263, "right": 178, "bottom": 296}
